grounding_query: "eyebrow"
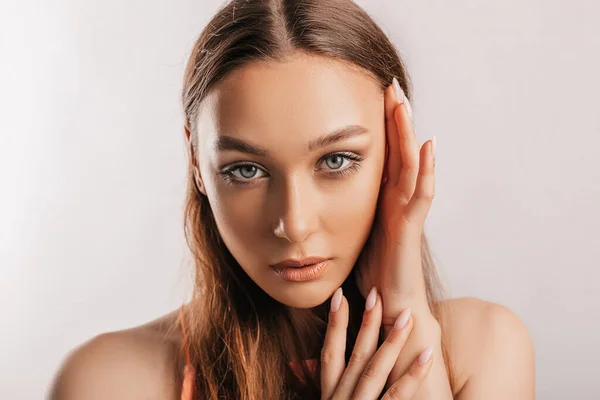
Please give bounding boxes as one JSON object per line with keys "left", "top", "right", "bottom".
{"left": 215, "top": 124, "right": 369, "bottom": 157}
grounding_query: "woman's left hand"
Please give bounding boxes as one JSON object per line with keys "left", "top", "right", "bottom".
{"left": 353, "top": 78, "right": 454, "bottom": 398}
{"left": 355, "top": 77, "right": 436, "bottom": 327}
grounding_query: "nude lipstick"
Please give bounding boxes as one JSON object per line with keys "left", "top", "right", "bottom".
{"left": 270, "top": 257, "right": 330, "bottom": 282}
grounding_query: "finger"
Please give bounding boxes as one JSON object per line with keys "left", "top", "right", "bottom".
{"left": 404, "top": 138, "right": 435, "bottom": 225}
{"left": 350, "top": 308, "right": 414, "bottom": 399}
{"left": 392, "top": 102, "right": 420, "bottom": 201}
{"left": 384, "top": 81, "right": 402, "bottom": 188}
{"left": 380, "top": 345, "right": 434, "bottom": 400}
{"left": 320, "top": 287, "right": 348, "bottom": 399}
{"left": 332, "top": 290, "right": 382, "bottom": 399}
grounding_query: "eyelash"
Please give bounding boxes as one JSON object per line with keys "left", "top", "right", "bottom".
{"left": 219, "top": 151, "right": 364, "bottom": 186}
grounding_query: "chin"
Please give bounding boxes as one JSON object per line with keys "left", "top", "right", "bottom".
{"left": 264, "top": 281, "right": 333, "bottom": 309}
{"left": 268, "top": 280, "right": 350, "bottom": 311}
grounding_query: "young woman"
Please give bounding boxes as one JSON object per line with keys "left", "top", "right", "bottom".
{"left": 49, "top": 0, "right": 535, "bottom": 399}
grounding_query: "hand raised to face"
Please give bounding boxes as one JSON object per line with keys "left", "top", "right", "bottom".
{"left": 355, "top": 77, "right": 436, "bottom": 325}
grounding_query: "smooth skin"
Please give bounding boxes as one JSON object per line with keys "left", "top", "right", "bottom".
{"left": 47, "top": 299, "right": 534, "bottom": 399}
{"left": 48, "top": 52, "right": 535, "bottom": 399}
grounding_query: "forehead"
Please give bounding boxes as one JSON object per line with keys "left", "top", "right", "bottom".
{"left": 196, "top": 53, "right": 383, "bottom": 148}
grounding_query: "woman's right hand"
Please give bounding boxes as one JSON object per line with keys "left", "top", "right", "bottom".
{"left": 320, "top": 286, "right": 434, "bottom": 400}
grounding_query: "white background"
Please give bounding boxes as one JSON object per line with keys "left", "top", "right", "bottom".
{"left": 1, "top": 0, "right": 598, "bottom": 398}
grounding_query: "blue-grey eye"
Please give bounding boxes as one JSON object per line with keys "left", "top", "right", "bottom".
{"left": 233, "top": 165, "right": 258, "bottom": 179}
{"left": 324, "top": 155, "right": 348, "bottom": 170}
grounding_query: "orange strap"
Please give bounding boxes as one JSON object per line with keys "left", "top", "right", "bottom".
{"left": 179, "top": 305, "right": 196, "bottom": 400}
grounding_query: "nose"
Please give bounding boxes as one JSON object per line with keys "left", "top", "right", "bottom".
{"left": 272, "top": 174, "right": 321, "bottom": 243}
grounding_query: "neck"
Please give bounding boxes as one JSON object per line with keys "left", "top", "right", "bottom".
{"left": 310, "top": 301, "right": 329, "bottom": 322}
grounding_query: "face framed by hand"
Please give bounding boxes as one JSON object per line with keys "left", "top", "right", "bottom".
{"left": 192, "top": 51, "right": 388, "bottom": 308}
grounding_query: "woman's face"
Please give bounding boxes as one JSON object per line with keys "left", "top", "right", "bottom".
{"left": 193, "top": 52, "right": 386, "bottom": 308}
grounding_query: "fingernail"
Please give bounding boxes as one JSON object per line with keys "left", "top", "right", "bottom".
{"left": 392, "top": 77, "right": 405, "bottom": 104}
{"left": 365, "top": 286, "right": 377, "bottom": 311}
{"left": 432, "top": 136, "right": 436, "bottom": 159}
{"left": 331, "top": 287, "right": 343, "bottom": 313}
{"left": 393, "top": 308, "right": 411, "bottom": 330}
{"left": 417, "top": 345, "right": 433, "bottom": 365}
{"left": 404, "top": 98, "right": 414, "bottom": 121}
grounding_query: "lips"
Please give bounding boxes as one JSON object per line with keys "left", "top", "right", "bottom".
{"left": 270, "top": 256, "right": 330, "bottom": 269}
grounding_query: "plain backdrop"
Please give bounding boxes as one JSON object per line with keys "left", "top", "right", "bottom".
{"left": 1, "top": 0, "right": 598, "bottom": 398}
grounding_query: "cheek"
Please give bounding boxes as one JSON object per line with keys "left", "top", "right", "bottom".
{"left": 207, "top": 188, "right": 267, "bottom": 267}
{"left": 324, "top": 164, "right": 382, "bottom": 255}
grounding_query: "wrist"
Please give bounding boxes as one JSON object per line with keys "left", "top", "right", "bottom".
{"left": 381, "top": 311, "right": 441, "bottom": 340}
{"left": 379, "top": 289, "right": 432, "bottom": 326}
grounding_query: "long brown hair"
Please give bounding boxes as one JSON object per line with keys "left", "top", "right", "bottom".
{"left": 176, "top": 0, "right": 453, "bottom": 398}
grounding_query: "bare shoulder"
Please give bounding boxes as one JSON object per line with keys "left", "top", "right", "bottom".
{"left": 438, "top": 297, "right": 535, "bottom": 399}
{"left": 48, "top": 309, "right": 184, "bottom": 400}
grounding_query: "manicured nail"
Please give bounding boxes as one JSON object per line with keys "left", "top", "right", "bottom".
{"left": 392, "top": 77, "right": 405, "bottom": 103}
{"left": 432, "top": 136, "right": 436, "bottom": 159}
{"left": 393, "top": 308, "right": 411, "bottom": 330}
{"left": 331, "top": 287, "right": 343, "bottom": 313}
{"left": 404, "top": 98, "right": 414, "bottom": 121}
{"left": 417, "top": 345, "right": 433, "bottom": 365}
{"left": 365, "top": 286, "right": 377, "bottom": 311}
